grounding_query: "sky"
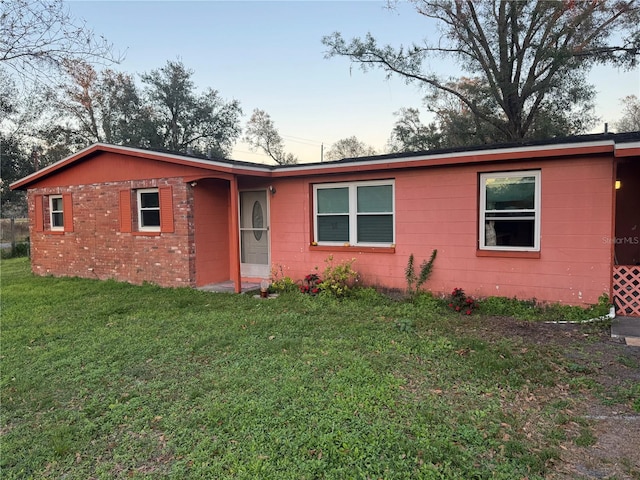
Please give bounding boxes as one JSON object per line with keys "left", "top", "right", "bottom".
{"left": 67, "top": 0, "right": 640, "bottom": 164}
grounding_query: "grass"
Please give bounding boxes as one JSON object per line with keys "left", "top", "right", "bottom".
{"left": 0, "top": 258, "right": 609, "bottom": 479}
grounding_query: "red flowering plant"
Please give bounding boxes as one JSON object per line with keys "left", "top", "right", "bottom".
{"left": 300, "top": 273, "right": 322, "bottom": 295}
{"left": 446, "top": 287, "right": 478, "bottom": 315}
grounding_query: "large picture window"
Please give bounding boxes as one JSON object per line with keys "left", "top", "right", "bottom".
{"left": 479, "top": 170, "right": 540, "bottom": 251}
{"left": 314, "top": 180, "right": 394, "bottom": 246}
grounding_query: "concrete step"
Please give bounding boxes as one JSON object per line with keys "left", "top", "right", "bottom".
{"left": 611, "top": 316, "right": 640, "bottom": 346}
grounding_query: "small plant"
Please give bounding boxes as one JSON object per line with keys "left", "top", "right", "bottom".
{"left": 299, "top": 273, "right": 321, "bottom": 295}
{"left": 447, "top": 287, "right": 478, "bottom": 315}
{"left": 270, "top": 264, "right": 297, "bottom": 293}
{"left": 319, "top": 255, "right": 359, "bottom": 298}
{"left": 394, "top": 318, "right": 415, "bottom": 333}
{"left": 405, "top": 250, "right": 437, "bottom": 296}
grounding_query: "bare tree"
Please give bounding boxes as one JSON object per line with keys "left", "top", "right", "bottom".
{"left": 615, "top": 95, "right": 640, "bottom": 132}
{"left": 323, "top": 0, "right": 639, "bottom": 143}
{"left": 0, "top": 0, "right": 122, "bottom": 85}
{"left": 244, "top": 109, "right": 298, "bottom": 165}
{"left": 325, "top": 136, "right": 376, "bottom": 160}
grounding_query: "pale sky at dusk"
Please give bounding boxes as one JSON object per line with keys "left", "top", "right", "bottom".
{"left": 68, "top": 0, "right": 640, "bottom": 164}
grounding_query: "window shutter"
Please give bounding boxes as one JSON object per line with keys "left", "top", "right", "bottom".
{"left": 119, "top": 190, "right": 132, "bottom": 233}
{"left": 159, "top": 186, "right": 174, "bottom": 233}
{"left": 63, "top": 193, "right": 74, "bottom": 232}
{"left": 34, "top": 195, "right": 44, "bottom": 232}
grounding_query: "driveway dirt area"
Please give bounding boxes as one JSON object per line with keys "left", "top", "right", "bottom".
{"left": 464, "top": 317, "right": 640, "bottom": 479}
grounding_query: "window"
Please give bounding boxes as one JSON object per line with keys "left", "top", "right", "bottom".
{"left": 479, "top": 170, "right": 540, "bottom": 251}
{"left": 119, "top": 186, "right": 174, "bottom": 234}
{"left": 49, "top": 195, "right": 64, "bottom": 230}
{"left": 137, "top": 188, "right": 161, "bottom": 231}
{"left": 314, "top": 180, "right": 394, "bottom": 246}
{"left": 34, "top": 193, "right": 73, "bottom": 233}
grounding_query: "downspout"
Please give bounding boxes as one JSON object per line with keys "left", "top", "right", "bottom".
{"left": 229, "top": 176, "right": 242, "bottom": 293}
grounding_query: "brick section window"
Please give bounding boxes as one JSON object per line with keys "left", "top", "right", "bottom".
{"left": 119, "top": 186, "right": 174, "bottom": 234}
{"left": 34, "top": 193, "right": 73, "bottom": 233}
{"left": 50, "top": 195, "right": 64, "bottom": 230}
{"left": 137, "top": 188, "right": 161, "bottom": 231}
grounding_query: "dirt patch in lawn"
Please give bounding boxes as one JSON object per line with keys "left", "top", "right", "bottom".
{"left": 461, "top": 317, "right": 640, "bottom": 479}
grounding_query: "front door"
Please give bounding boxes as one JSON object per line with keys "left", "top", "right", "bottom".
{"left": 240, "top": 190, "right": 270, "bottom": 278}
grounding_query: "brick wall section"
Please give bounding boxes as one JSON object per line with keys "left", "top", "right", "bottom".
{"left": 28, "top": 178, "right": 195, "bottom": 287}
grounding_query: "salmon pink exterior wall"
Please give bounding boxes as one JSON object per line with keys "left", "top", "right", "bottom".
{"left": 269, "top": 156, "right": 615, "bottom": 306}
{"left": 193, "top": 178, "right": 231, "bottom": 286}
{"left": 15, "top": 139, "right": 635, "bottom": 306}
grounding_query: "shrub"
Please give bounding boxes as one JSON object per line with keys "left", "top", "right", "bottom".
{"left": 405, "top": 250, "right": 437, "bottom": 296}
{"left": 0, "top": 241, "right": 29, "bottom": 259}
{"left": 319, "top": 255, "right": 359, "bottom": 298}
{"left": 446, "top": 287, "right": 478, "bottom": 315}
{"left": 299, "top": 273, "right": 321, "bottom": 295}
{"left": 269, "top": 264, "right": 297, "bottom": 293}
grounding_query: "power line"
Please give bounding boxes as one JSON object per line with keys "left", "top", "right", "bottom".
{"left": 281, "top": 134, "right": 323, "bottom": 146}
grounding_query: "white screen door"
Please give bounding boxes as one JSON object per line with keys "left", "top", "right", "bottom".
{"left": 240, "top": 190, "right": 270, "bottom": 278}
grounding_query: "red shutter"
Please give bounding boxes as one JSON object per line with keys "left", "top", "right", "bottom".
{"left": 119, "top": 190, "right": 132, "bottom": 233}
{"left": 159, "top": 186, "right": 174, "bottom": 233}
{"left": 34, "top": 195, "right": 44, "bottom": 232}
{"left": 63, "top": 193, "right": 74, "bottom": 232}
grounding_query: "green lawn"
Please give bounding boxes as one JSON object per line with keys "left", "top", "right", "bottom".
{"left": 0, "top": 258, "right": 606, "bottom": 479}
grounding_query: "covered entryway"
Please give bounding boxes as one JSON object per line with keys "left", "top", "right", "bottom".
{"left": 239, "top": 190, "right": 270, "bottom": 278}
{"left": 612, "top": 158, "right": 640, "bottom": 317}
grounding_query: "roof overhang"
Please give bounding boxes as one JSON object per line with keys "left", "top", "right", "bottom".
{"left": 10, "top": 143, "right": 273, "bottom": 190}
{"left": 10, "top": 132, "right": 640, "bottom": 190}
{"left": 614, "top": 140, "right": 640, "bottom": 158}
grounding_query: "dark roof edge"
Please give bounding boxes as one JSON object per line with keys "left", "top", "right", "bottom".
{"left": 277, "top": 131, "right": 640, "bottom": 168}
{"left": 10, "top": 131, "right": 640, "bottom": 190}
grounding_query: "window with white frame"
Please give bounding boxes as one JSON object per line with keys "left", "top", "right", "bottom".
{"left": 314, "top": 180, "right": 394, "bottom": 246}
{"left": 49, "top": 195, "right": 64, "bottom": 230}
{"left": 137, "top": 188, "right": 161, "bottom": 231}
{"left": 479, "top": 170, "right": 541, "bottom": 251}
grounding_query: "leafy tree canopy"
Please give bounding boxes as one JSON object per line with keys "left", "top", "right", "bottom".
{"left": 323, "top": 0, "right": 640, "bottom": 146}
{"left": 141, "top": 60, "right": 242, "bottom": 157}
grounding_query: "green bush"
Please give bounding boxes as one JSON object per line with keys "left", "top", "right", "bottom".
{"left": 318, "top": 255, "right": 359, "bottom": 298}
{"left": 0, "top": 241, "right": 29, "bottom": 259}
{"left": 269, "top": 264, "right": 298, "bottom": 293}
